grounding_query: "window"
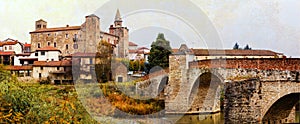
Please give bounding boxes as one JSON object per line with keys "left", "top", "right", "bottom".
{"left": 51, "top": 59, "right": 54, "bottom": 61}
{"left": 54, "top": 42, "right": 56, "bottom": 47}
{"left": 47, "top": 33, "right": 50, "bottom": 37}
{"left": 66, "top": 44, "right": 68, "bottom": 50}
{"left": 37, "top": 25, "right": 41, "bottom": 28}
{"left": 65, "top": 34, "right": 69, "bottom": 38}
{"left": 118, "top": 77, "right": 123, "bottom": 82}
{"left": 41, "top": 51, "right": 45, "bottom": 56}
{"left": 35, "top": 52, "right": 38, "bottom": 56}
{"left": 40, "top": 67, "right": 43, "bottom": 70}
{"left": 4, "top": 46, "right": 7, "bottom": 50}
{"left": 38, "top": 43, "right": 41, "bottom": 48}
{"left": 39, "top": 73, "right": 42, "bottom": 78}
{"left": 9, "top": 46, "right": 12, "bottom": 50}
{"left": 90, "top": 58, "right": 93, "bottom": 64}
{"left": 73, "top": 44, "right": 78, "bottom": 49}
{"left": 57, "top": 67, "right": 60, "bottom": 70}
{"left": 47, "top": 42, "right": 50, "bottom": 46}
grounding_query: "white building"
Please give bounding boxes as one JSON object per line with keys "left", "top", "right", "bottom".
{"left": 35, "top": 46, "right": 61, "bottom": 61}
{"left": 1, "top": 38, "right": 23, "bottom": 54}
{"left": 32, "top": 60, "right": 72, "bottom": 84}
{"left": 14, "top": 53, "right": 38, "bottom": 66}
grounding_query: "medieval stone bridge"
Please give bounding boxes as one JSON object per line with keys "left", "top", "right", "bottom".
{"left": 137, "top": 53, "right": 300, "bottom": 123}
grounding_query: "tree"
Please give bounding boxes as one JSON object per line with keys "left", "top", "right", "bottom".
{"left": 95, "top": 40, "right": 113, "bottom": 83}
{"left": 148, "top": 33, "right": 172, "bottom": 69}
{"left": 244, "top": 44, "right": 251, "bottom": 50}
{"left": 233, "top": 42, "right": 239, "bottom": 49}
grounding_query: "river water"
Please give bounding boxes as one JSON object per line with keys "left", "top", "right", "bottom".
{"left": 165, "top": 111, "right": 299, "bottom": 124}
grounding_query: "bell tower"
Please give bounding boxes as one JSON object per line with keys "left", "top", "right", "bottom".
{"left": 35, "top": 19, "right": 47, "bottom": 30}
{"left": 114, "top": 9, "right": 122, "bottom": 27}
{"left": 111, "top": 9, "right": 129, "bottom": 58}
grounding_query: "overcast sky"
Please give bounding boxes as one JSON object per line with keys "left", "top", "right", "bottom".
{"left": 0, "top": 0, "right": 299, "bottom": 57}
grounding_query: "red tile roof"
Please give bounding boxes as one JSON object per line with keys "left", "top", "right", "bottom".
{"left": 0, "top": 41, "right": 18, "bottom": 46}
{"left": 138, "top": 47, "right": 149, "bottom": 50}
{"left": 129, "top": 42, "right": 138, "bottom": 46}
{"left": 24, "top": 43, "right": 31, "bottom": 47}
{"left": 33, "top": 60, "right": 72, "bottom": 67}
{"left": 4, "top": 65, "right": 33, "bottom": 70}
{"left": 172, "top": 49, "right": 281, "bottom": 56}
{"left": 0, "top": 51, "right": 14, "bottom": 55}
{"left": 16, "top": 53, "right": 31, "bottom": 56}
{"left": 129, "top": 50, "right": 137, "bottom": 53}
{"left": 36, "top": 46, "right": 61, "bottom": 52}
{"left": 30, "top": 26, "right": 81, "bottom": 33}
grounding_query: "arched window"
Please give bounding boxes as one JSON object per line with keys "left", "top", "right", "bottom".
{"left": 47, "top": 42, "right": 50, "bottom": 46}
{"left": 38, "top": 43, "right": 41, "bottom": 48}
{"left": 54, "top": 42, "right": 57, "bottom": 47}
{"left": 66, "top": 44, "right": 68, "bottom": 49}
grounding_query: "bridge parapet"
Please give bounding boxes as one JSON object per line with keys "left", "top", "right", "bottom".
{"left": 189, "top": 58, "right": 300, "bottom": 71}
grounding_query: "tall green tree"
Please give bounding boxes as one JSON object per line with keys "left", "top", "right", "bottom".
{"left": 233, "top": 42, "right": 239, "bottom": 49}
{"left": 148, "top": 33, "right": 172, "bottom": 69}
{"left": 95, "top": 40, "right": 113, "bottom": 83}
{"left": 244, "top": 44, "right": 251, "bottom": 50}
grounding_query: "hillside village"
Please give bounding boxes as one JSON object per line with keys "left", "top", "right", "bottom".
{"left": 0, "top": 9, "right": 286, "bottom": 84}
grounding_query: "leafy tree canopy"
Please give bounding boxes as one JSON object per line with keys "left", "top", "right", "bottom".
{"left": 233, "top": 42, "right": 239, "bottom": 50}
{"left": 244, "top": 44, "right": 251, "bottom": 50}
{"left": 148, "top": 33, "right": 172, "bottom": 69}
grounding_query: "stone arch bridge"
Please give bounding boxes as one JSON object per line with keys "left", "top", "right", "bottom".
{"left": 138, "top": 55, "right": 300, "bottom": 123}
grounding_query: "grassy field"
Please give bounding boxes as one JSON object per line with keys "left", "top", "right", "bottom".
{"left": 0, "top": 68, "right": 164, "bottom": 123}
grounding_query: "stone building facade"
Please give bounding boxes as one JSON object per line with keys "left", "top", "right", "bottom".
{"left": 30, "top": 9, "right": 129, "bottom": 58}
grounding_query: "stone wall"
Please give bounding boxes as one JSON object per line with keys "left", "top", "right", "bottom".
{"left": 224, "top": 79, "right": 300, "bottom": 123}
{"left": 30, "top": 29, "right": 79, "bottom": 56}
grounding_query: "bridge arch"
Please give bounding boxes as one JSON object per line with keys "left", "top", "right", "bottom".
{"left": 157, "top": 76, "right": 169, "bottom": 98}
{"left": 188, "top": 70, "right": 224, "bottom": 113}
{"left": 262, "top": 93, "right": 300, "bottom": 123}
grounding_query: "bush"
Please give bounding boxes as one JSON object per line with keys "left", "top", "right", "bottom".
{"left": 39, "top": 77, "right": 51, "bottom": 85}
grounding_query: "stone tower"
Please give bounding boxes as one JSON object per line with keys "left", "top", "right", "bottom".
{"left": 35, "top": 19, "right": 47, "bottom": 30}
{"left": 79, "top": 14, "right": 101, "bottom": 53}
{"left": 109, "top": 9, "right": 129, "bottom": 58}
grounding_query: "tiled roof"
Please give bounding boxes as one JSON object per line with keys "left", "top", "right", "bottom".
{"left": 4, "top": 65, "right": 33, "bottom": 70}
{"left": 16, "top": 53, "right": 31, "bottom": 56}
{"left": 137, "top": 47, "right": 149, "bottom": 50}
{"left": 129, "top": 50, "right": 137, "bottom": 53}
{"left": 30, "top": 26, "right": 81, "bottom": 33}
{"left": 172, "top": 49, "right": 281, "bottom": 56}
{"left": 0, "top": 51, "right": 14, "bottom": 55}
{"left": 36, "top": 46, "right": 61, "bottom": 52}
{"left": 24, "top": 43, "right": 31, "bottom": 47}
{"left": 0, "top": 41, "right": 18, "bottom": 46}
{"left": 129, "top": 42, "right": 138, "bottom": 46}
{"left": 33, "top": 60, "right": 72, "bottom": 67}
{"left": 100, "top": 31, "right": 118, "bottom": 37}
